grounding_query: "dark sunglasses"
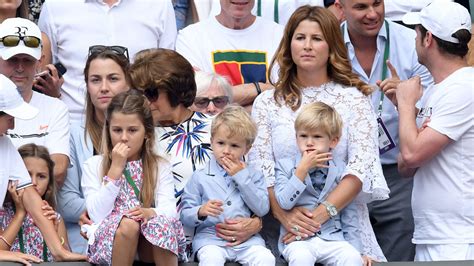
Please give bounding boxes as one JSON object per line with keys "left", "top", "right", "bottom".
{"left": 143, "top": 87, "right": 159, "bottom": 102}
{"left": 194, "top": 96, "right": 229, "bottom": 109}
{"left": 0, "top": 35, "right": 41, "bottom": 48}
{"left": 88, "top": 45, "right": 129, "bottom": 60}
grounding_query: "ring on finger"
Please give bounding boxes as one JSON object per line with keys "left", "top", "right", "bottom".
{"left": 295, "top": 235, "right": 302, "bottom": 241}
{"left": 231, "top": 237, "right": 236, "bottom": 242}
{"left": 292, "top": 225, "right": 299, "bottom": 232}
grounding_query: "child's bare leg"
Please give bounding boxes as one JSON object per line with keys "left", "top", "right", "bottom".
{"left": 22, "top": 187, "right": 86, "bottom": 261}
{"left": 112, "top": 217, "right": 140, "bottom": 266}
{"left": 137, "top": 234, "right": 177, "bottom": 266}
{"left": 153, "top": 246, "right": 177, "bottom": 266}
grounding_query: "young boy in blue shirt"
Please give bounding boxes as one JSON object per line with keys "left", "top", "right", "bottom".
{"left": 274, "top": 102, "right": 363, "bottom": 266}
{"left": 181, "top": 106, "right": 275, "bottom": 265}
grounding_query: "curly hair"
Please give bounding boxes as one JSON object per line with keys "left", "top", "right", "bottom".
{"left": 269, "top": 5, "right": 372, "bottom": 111}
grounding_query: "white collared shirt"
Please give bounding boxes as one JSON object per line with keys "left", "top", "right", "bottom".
{"left": 38, "top": 0, "right": 177, "bottom": 123}
{"left": 342, "top": 20, "right": 433, "bottom": 164}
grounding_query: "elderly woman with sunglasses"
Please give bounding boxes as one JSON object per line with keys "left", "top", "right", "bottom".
{"left": 56, "top": 45, "right": 130, "bottom": 254}
{"left": 190, "top": 71, "right": 232, "bottom": 116}
{"left": 129, "top": 48, "right": 263, "bottom": 258}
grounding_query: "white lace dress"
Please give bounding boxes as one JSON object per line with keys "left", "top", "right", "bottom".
{"left": 248, "top": 81, "right": 390, "bottom": 261}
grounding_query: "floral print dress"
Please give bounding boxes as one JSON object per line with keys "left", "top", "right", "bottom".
{"left": 88, "top": 160, "right": 186, "bottom": 264}
{"left": 0, "top": 202, "right": 54, "bottom": 262}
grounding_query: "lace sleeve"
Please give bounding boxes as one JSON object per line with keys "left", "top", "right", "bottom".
{"left": 248, "top": 92, "right": 277, "bottom": 187}
{"left": 344, "top": 93, "right": 389, "bottom": 202}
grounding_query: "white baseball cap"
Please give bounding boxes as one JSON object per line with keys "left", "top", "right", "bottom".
{"left": 402, "top": 1, "right": 471, "bottom": 44}
{"left": 0, "top": 74, "right": 38, "bottom": 120}
{"left": 0, "top": 17, "right": 42, "bottom": 60}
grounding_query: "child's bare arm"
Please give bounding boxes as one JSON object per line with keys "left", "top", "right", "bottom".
{"left": 57, "top": 219, "right": 71, "bottom": 251}
{"left": 0, "top": 182, "right": 26, "bottom": 250}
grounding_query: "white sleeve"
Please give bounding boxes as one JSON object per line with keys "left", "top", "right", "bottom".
{"left": 344, "top": 94, "right": 388, "bottom": 202}
{"left": 0, "top": 138, "right": 31, "bottom": 206}
{"left": 152, "top": 159, "right": 177, "bottom": 219}
{"left": 38, "top": 1, "right": 58, "bottom": 63}
{"left": 175, "top": 27, "right": 201, "bottom": 68}
{"left": 428, "top": 86, "right": 473, "bottom": 141}
{"left": 248, "top": 92, "right": 276, "bottom": 187}
{"left": 157, "top": 0, "right": 177, "bottom": 50}
{"left": 45, "top": 100, "right": 70, "bottom": 156}
{"left": 81, "top": 156, "right": 121, "bottom": 223}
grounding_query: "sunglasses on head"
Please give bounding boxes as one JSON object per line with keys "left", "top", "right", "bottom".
{"left": 143, "top": 87, "right": 159, "bottom": 102}
{"left": 194, "top": 96, "right": 229, "bottom": 109}
{"left": 0, "top": 35, "right": 41, "bottom": 48}
{"left": 88, "top": 45, "right": 129, "bottom": 60}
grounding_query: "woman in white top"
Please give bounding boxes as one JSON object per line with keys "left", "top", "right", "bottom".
{"left": 248, "top": 5, "right": 389, "bottom": 262}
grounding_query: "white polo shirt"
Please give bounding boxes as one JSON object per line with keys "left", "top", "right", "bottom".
{"left": 38, "top": 0, "right": 177, "bottom": 123}
{"left": 0, "top": 136, "right": 32, "bottom": 207}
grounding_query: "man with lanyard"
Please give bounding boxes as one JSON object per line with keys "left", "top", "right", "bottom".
{"left": 336, "top": 0, "right": 433, "bottom": 261}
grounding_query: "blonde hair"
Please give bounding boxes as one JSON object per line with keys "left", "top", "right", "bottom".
{"left": 270, "top": 5, "right": 372, "bottom": 111}
{"left": 211, "top": 105, "right": 257, "bottom": 146}
{"left": 295, "top": 102, "right": 343, "bottom": 140}
{"left": 101, "top": 92, "right": 159, "bottom": 208}
{"left": 18, "top": 144, "right": 57, "bottom": 209}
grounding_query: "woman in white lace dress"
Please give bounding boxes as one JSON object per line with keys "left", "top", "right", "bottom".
{"left": 248, "top": 6, "right": 389, "bottom": 262}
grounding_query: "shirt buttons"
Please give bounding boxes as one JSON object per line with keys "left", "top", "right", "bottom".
{"left": 227, "top": 201, "right": 232, "bottom": 206}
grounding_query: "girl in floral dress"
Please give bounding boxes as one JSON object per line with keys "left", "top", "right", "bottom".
{"left": 81, "top": 92, "right": 186, "bottom": 265}
{"left": 0, "top": 143, "right": 70, "bottom": 262}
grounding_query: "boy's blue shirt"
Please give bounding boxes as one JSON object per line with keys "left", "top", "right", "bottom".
{"left": 274, "top": 155, "right": 362, "bottom": 254}
{"left": 180, "top": 156, "right": 269, "bottom": 254}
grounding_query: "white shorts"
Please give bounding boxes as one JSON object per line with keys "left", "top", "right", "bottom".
{"left": 415, "top": 243, "right": 474, "bottom": 261}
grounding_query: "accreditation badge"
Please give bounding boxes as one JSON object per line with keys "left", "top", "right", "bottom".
{"left": 377, "top": 117, "right": 396, "bottom": 155}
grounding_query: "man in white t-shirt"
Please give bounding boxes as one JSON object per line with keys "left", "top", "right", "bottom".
{"left": 395, "top": 2, "right": 473, "bottom": 261}
{"left": 176, "top": 0, "right": 284, "bottom": 109}
{"left": 0, "top": 18, "right": 70, "bottom": 187}
{"left": 38, "top": 0, "right": 177, "bottom": 124}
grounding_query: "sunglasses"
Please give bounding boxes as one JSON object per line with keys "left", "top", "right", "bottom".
{"left": 194, "top": 96, "right": 229, "bottom": 109}
{"left": 0, "top": 35, "right": 41, "bottom": 48}
{"left": 143, "top": 87, "right": 159, "bottom": 102}
{"left": 88, "top": 45, "right": 129, "bottom": 60}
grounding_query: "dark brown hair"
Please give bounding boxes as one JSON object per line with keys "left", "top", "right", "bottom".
{"left": 129, "top": 48, "right": 196, "bottom": 108}
{"left": 18, "top": 143, "right": 56, "bottom": 208}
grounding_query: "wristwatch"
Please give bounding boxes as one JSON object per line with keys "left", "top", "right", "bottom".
{"left": 322, "top": 201, "right": 338, "bottom": 218}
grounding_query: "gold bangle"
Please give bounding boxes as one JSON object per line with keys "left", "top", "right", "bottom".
{"left": 0, "top": 235, "right": 12, "bottom": 248}
{"left": 60, "top": 236, "right": 65, "bottom": 246}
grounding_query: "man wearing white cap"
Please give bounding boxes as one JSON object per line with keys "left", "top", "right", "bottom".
{"left": 0, "top": 17, "right": 70, "bottom": 188}
{"left": 335, "top": 0, "right": 434, "bottom": 261}
{"left": 0, "top": 74, "right": 84, "bottom": 263}
{"left": 394, "top": 1, "right": 474, "bottom": 261}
